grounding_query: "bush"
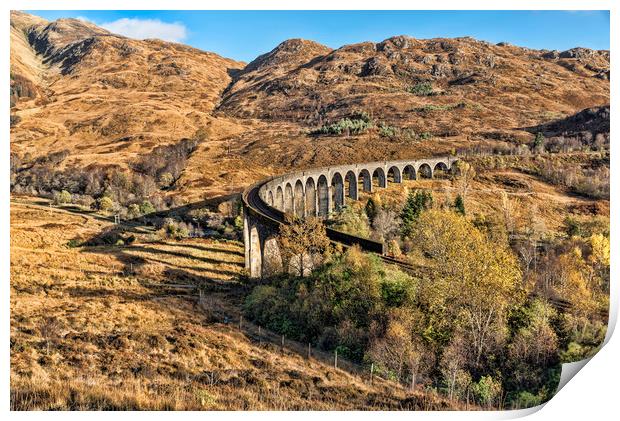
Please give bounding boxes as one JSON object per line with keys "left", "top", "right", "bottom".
{"left": 330, "top": 206, "right": 371, "bottom": 238}
{"left": 139, "top": 200, "right": 156, "bottom": 215}
{"left": 472, "top": 376, "right": 502, "bottom": 408}
{"left": 127, "top": 203, "right": 141, "bottom": 219}
{"left": 66, "top": 239, "right": 82, "bottom": 248}
{"left": 379, "top": 124, "right": 398, "bottom": 138}
{"left": 161, "top": 218, "right": 190, "bottom": 240}
{"left": 53, "top": 190, "right": 72, "bottom": 205}
{"left": 408, "top": 82, "right": 434, "bottom": 96}
{"left": 510, "top": 391, "right": 542, "bottom": 409}
{"left": 312, "top": 113, "right": 374, "bottom": 136}
{"left": 97, "top": 196, "right": 115, "bottom": 213}
{"left": 454, "top": 194, "right": 465, "bottom": 215}
{"left": 532, "top": 132, "right": 545, "bottom": 153}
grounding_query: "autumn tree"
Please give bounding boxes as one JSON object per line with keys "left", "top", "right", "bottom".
{"left": 412, "top": 210, "right": 522, "bottom": 367}
{"left": 278, "top": 215, "right": 331, "bottom": 276}
{"left": 588, "top": 233, "right": 610, "bottom": 292}
{"left": 508, "top": 300, "right": 558, "bottom": 366}
{"left": 471, "top": 375, "right": 503, "bottom": 409}
{"left": 331, "top": 206, "right": 371, "bottom": 238}
{"left": 97, "top": 196, "right": 115, "bottom": 213}
{"left": 368, "top": 308, "right": 431, "bottom": 389}
{"left": 53, "top": 189, "right": 72, "bottom": 205}
{"left": 440, "top": 333, "right": 471, "bottom": 401}
{"left": 139, "top": 200, "right": 156, "bottom": 215}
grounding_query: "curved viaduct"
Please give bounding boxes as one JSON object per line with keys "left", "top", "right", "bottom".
{"left": 242, "top": 156, "right": 459, "bottom": 278}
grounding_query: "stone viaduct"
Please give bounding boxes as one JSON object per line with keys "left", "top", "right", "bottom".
{"left": 242, "top": 156, "right": 459, "bottom": 278}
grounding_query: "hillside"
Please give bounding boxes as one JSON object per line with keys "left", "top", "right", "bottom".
{"left": 10, "top": 199, "right": 461, "bottom": 410}
{"left": 218, "top": 36, "right": 609, "bottom": 136}
{"left": 10, "top": 12, "right": 610, "bottom": 202}
{"left": 10, "top": 11, "right": 246, "bottom": 190}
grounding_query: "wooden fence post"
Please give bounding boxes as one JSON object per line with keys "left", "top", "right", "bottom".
{"left": 370, "top": 363, "right": 374, "bottom": 385}
{"left": 334, "top": 349, "right": 338, "bottom": 369}
{"left": 281, "top": 334, "right": 284, "bottom": 350}
{"left": 307, "top": 343, "right": 311, "bottom": 359}
{"left": 239, "top": 315, "right": 243, "bottom": 330}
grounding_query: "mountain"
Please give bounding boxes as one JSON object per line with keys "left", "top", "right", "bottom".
{"left": 10, "top": 11, "right": 245, "bottom": 179}
{"left": 10, "top": 12, "right": 610, "bottom": 201}
{"left": 218, "top": 35, "right": 609, "bottom": 137}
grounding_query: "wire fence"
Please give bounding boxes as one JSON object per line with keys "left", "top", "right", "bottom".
{"left": 197, "top": 289, "right": 401, "bottom": 388}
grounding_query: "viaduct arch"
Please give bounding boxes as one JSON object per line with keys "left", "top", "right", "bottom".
{"left": 242, "top": 156, "right": 459, "bottom": 278}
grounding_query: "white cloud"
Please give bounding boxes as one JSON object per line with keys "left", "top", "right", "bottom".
{"left": 74, "top": 16, "right": 92, "bottom": 23}
{"left": 100, "top": 18, "right": 187, "bottom": 43}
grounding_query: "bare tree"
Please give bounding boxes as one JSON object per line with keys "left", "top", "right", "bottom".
{"left": 368, "top": 309, "right": 430, "bottom": 389}
{"left": 371, "top": 208, "right": 401, "bottom": 243}
{"left": 38, "top": 317, "right": 60, "bottom": 356}
{"left": 455, "top": 161, "right": 476, "bottom": 201}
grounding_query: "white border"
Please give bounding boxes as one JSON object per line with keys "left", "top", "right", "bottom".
{"left": 3, "top": 1, "right": 616, "bottom": 420}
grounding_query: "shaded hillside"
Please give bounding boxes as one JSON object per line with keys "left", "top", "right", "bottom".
{"left": 10, "top": 12, "right": 48, "bottom": 106}
{"left": 524, "top": 105, "right": 610, "bottom": 149}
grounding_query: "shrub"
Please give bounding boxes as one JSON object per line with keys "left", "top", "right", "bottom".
{"left": 97, "top": 196, "right": 115, "bottom": 213}
{"left": 127, "top": 204, "right": 141, "bottom": 219}
{"left": 161, "top": 218, "right": 190, "bottom": 240}
{"left": 510, "top": 391, "right": 542, "bottom": 409}
{"left": 312, "top": 113, "right": 374, "bottom": 136}
{"left": 330, "top": 206, "right": 371, "bottom": 238}
{"left": 379, "top": 124, "right": 398, "bottom": 138}
{"left": 408, "top": 82, "right": 434, "bottom": 96}
{"left": 472, "top": 376, "right": 503, "bottom": 408}
{"left": 533, "top": 132, "right": 545, "bottom": 152}
{"left": 139, "top": 200, "right": 156, "bottom": 215}
{"left": 66, "top": 239, "right": 82, "bottom": 248}
{"left": 158, "top": 172, "right": 175, "bottom": 188}
{"left": 387, "top": 239, "right": 402, "bottom": 257}
{"left": 53, "top": 190, "right": 72, "bottom": 205}
{"left": 454, "top": 194, "right": 465, "bottom": 215}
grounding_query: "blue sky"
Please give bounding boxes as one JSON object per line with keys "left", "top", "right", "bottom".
{"left": 27, "top": 10, "right": 610, "bottom": 62}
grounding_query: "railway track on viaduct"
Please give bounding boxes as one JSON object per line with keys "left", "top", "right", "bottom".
{"left": 241, "top": 156, "right": 458, "bottom": 278}
{"left": 241, "top": 155, "right": 572, "bottom": 312}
